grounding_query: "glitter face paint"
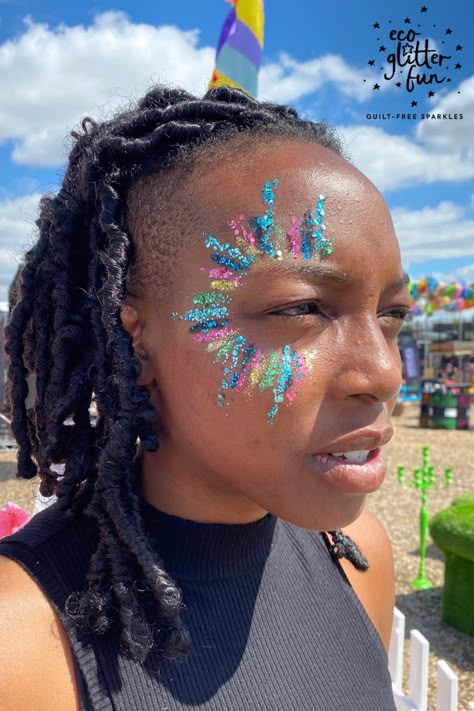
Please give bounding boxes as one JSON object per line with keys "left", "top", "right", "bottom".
{"left": 171, "top": 180, "right": 334, "bottom": 423}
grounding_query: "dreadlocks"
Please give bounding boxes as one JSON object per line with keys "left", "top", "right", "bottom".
{"left": 5, "top": 84, "right": 367, "bottom": 663}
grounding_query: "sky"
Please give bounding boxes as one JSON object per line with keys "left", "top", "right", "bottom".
{"left": 0, "top": 0, "right": 472, "bottom": 304}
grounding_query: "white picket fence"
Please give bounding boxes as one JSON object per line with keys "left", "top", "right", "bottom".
{"left": 389, "top": 607, "right": 474, "bottom": 711}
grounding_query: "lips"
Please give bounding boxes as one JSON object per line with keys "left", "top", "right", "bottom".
{"left": 309, "top": 428, "right": 393, "bottom": 495}
{"left": 329, "top": 450, "right": 371, "bottom": 463}
{"left": 311, "top": 448, "right": 387, "bottom": 494}
{"left": 312, "top": 427, "right": 393, "bottom": 458}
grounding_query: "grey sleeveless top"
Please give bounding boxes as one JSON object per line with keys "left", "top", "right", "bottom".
{"left": 0, "top": 501, "right": 396, "bottom": 710}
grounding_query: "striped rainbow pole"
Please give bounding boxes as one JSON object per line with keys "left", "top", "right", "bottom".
{"left": 208, "top": 0, "right": 265, "bottom": 97}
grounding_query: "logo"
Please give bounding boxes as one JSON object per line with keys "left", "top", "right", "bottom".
{"left": 364, "top": 6, "right": 463, "bottom": 110}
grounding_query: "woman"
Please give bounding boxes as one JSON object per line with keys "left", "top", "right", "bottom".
{"left": 0, "top": 85, "right": 410, "bottom": 710}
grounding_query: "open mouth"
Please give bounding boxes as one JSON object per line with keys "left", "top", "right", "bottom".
{"left": 326, "top": 450, "right": 372, "bottom": 464}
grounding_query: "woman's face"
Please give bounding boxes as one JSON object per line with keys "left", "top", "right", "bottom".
{"left": 130, "top": 140, "right": 412, "bottom": 530}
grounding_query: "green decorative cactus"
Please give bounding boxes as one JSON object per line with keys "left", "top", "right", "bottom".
{"left": 397, "top": 445, "right": 453, "bottom": 590}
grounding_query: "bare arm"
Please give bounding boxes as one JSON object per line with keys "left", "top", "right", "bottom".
{"left": 336, "top": 508, "right": 395, "bottom": 652}
{"left": 0, "top": 556, "right": 79, "bottom": 711}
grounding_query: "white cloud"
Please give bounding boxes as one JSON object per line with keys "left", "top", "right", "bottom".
{"left": 259, "top": 53, "right": 372, "bottom": 103}
{"left": 0, "top": 12, "right": 215, "bottom": 166}
{"left": 430, "top": 263, "right": 474, "bottom": 285}
{"left": 439, "top": 263, "right": 474, "bottom": 282}
{"left": 0, "top": 193, "right": 41, "bottom": 301}
{"left": 391, "top": 201, "right": 474, "bottom": 264}
{"left": 339, "top": 124, "right": 474, "bottom": 191}
{"left": 0, "top": 13, "right": 377, "bottom": 168}
{"left": 415, "top": 76, "right": 474, "bottom": 151}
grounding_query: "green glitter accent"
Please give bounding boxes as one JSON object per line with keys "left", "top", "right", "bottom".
{"left": 268, "top": 404, "right": 279, "bottom": 424}
{"left": 321, "top": 242, "right": 334, "bottom": 258}
{"left": 214, "top": 338, "right": 235, "bottom": 363}
{"left": 259, "top": 350, "right": 280, "bottom": 391}
{"left": 192, "top": 291, "right": 231, "bottom": 306}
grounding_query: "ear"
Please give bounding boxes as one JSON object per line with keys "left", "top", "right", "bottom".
{"left": 120, "top": 302, "right": 155, "bottom": 387}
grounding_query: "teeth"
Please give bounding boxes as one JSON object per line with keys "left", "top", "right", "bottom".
{"left": 330, "top": 450, "right": 371, "bottom": 463}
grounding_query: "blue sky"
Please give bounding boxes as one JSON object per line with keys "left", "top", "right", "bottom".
{"left": 0, "top": 0, "right": 472, "bottom": 303}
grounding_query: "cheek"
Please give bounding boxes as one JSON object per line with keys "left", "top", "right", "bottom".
{"left": 157, "top": 337, "right": 326, "bottom": 445}
{"left": 209, "top": 335, "right": 319, "bottom": 424}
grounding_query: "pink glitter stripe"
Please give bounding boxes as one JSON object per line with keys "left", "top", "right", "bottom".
{"left": 287, "top": 214, "right": 300, "bottom": 258}
{"left": 228, "top": 216, "right": 256, "bottom": 246}
{"left": 203, "top": 267, "right": 236, "bottom": 280}
{"left": 192, "top": 328, "right": 234, "bottom": 343}
{"left": 285, "top": 386, "right": 299, "bottom": 402}
{"left": 249, "top": 348, "right": 263, "bottom": 370}
{"left": 235, "top": 372, "right": 246, "bottom": 391}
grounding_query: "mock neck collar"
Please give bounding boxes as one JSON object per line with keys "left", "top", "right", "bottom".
{"left": 140, "top": 498, "right": 278, "bottom": 581}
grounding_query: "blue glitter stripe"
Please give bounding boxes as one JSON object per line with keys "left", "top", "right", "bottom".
{"left": 205, "top": 234, "right": 254, "bottom": 272}
{"left": 190, "top": 319, "right": 229, "bottom": 334}
{"left": 174, "top": 306, "right": 229, "bottom": 322}
{"left": 253, "top": 179, "right": 279, "bottom": 258}
{"left": 301, "top": 211, "right": 312, "bottom": 261}
{"left": 299, "top": 196, "right": 333, "bottom": 261}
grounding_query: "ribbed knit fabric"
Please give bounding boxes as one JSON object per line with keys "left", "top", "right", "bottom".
{"left": 0, "top": 501, "right": 396, "bottom": 710}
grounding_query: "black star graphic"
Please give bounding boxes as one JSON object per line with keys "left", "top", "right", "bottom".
{"left": 404, "top": 17, "right": 411, "bottom": 24}
{"left": 455, "top": 63, "right": 462, "bottom": 69}
{"left": 421, "top": 5, "right": 428, "bottom": 12}
{"left": 411, "top": 101, "right": 418, "bottom": 107}
{"left": 368, "top": 59, "right": 375, "bottom": 66}
{"left": 379, "top": 45, "right": 386, "bottom": 52}
{"left": 456, "top": 44, "right": 463, "bottom": 51}
{"left": 395, "top": 82, "right": 401, "bottom": 87}
{"left": 428, "top": 90, "right": 435, "bottom": 97}
{"left": 445, "top": 28, "right": 452, "bottom": 34}
{"left": 402, "top": 43, "right": 414, "bottom": 56}
{"left": 373, "top": 84, "right": 380, "bottom": 90}
{"left": 373, "top": 22, "right": 380, "bottom": 29}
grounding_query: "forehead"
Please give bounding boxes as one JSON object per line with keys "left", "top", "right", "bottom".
{"left": 189, "top": 140, "right": 390, "bottom": 233}
{"left": 185, "top": 139, "right": 398, "bottom": 266}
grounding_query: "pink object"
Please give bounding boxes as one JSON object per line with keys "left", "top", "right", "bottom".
{"left": 287, "top": 214, "right": 300, "bottom": 258}
{"left": 193, "top": 328, "right": 234, "bottom": 343}
{"left": 0, "top": 502, "right": 30, "bottom": 539}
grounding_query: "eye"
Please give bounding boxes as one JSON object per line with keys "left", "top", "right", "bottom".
{"left": 380, "top": 307, "right": 410, "bottom": 322}
{"left": 378, "top": 307, "right": 411, "bottom": 332}
{"left": 269, "top": 301, "right": 324, "bottom": 318}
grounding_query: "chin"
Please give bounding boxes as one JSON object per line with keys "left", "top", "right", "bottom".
{"left": 272, "top": 496, "right": 366, "bottom": 532}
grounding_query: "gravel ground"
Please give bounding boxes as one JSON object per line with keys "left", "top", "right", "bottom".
{"left": 0, "top": 403, "right": 473, "bottom": 709}
{"left": 368, "top": 403, "right": 474, "bottom": 710}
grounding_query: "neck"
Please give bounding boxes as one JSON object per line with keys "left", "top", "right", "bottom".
{"left": 138, "top": 446, "right": 269, "bottom": 525}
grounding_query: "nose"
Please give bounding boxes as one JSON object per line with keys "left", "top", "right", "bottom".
{"left": 329, "top": 317, "right": 402, "bottom": 405}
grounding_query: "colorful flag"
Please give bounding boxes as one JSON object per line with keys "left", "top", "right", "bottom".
{"left": 209, "top": 0, "right": 265, "bottom": 97}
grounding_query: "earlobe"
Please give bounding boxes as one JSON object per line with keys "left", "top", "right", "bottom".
{"left": 120, "top": 303, "right": 154, "bottom": 386}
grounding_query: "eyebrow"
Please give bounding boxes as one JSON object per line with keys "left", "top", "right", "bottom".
{"left": 250, "top": 262, "right": 411, "bottom": 292}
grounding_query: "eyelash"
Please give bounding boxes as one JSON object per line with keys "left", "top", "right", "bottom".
{"left": 381, "top": 308, "right": 411, "bottom": 322}
{"left": 269, "top": 301, "right": 325, "bottom": 318}
{"left": 269, "top": 303, "right": 411, "bottom": 321}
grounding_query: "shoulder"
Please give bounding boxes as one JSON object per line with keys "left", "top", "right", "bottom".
{"left": 0, "top": 526, "right": 84, "bottom": 710}
{"left": 337, "top": 508, "right": 395, "bottom": 652}
{"left": 0, "top": 555, "right": 79, "bottom": 710}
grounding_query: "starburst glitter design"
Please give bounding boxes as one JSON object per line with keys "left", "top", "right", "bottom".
{"left": 171, "top": 180, "right": 332, "bottom": 423}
